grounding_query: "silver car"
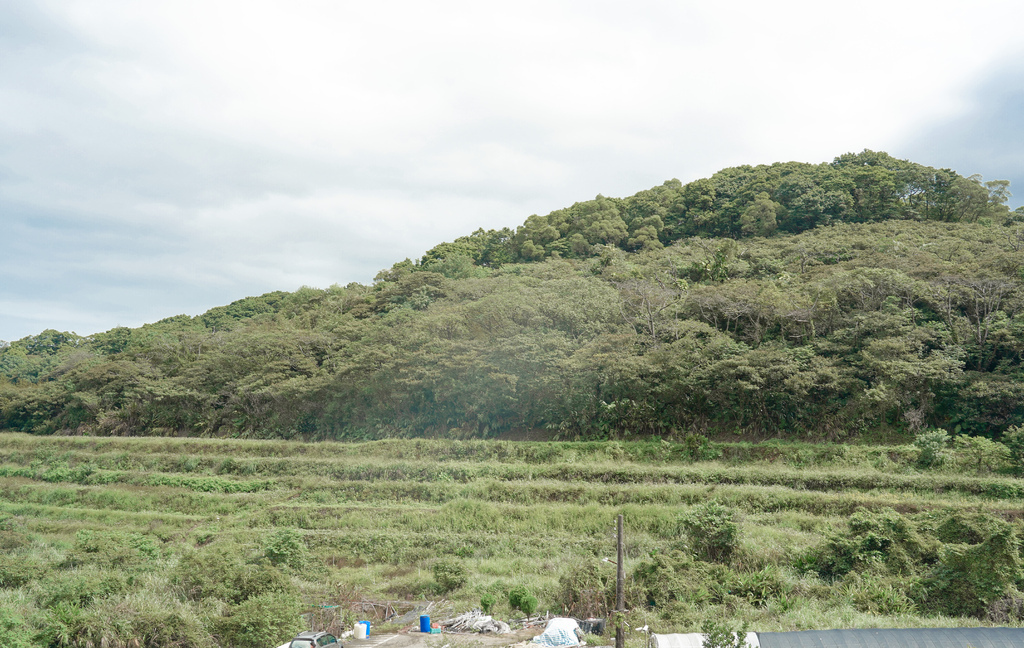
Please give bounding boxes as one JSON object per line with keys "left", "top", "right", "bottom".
{"left": 289, "top": 631, "right": 342, "bottom": 648}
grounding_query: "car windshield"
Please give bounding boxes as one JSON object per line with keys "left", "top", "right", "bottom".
{"left": 290, "top": 641, "right": 316, "bottom": 648}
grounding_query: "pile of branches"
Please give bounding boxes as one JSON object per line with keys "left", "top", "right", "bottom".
{"left": 439, "top": 610, "right": 512, "bottom": 634}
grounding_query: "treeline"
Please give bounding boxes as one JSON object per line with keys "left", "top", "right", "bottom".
{"left": 2, "top": 151, "right": 1023, "bottom": 441}
{"left": 418, "top": 149, "right": 1014, "bottom": 267}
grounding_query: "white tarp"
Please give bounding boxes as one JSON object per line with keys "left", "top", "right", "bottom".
{"left": 532, "top": 618, "right": 582, "bottom": 647}
{"left": 651, "top": 633, "right": 760, "bottom": 648}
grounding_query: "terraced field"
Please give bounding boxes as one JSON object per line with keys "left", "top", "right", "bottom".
{"left": 0, "top": 433, "right": 1021, "bottom": 647}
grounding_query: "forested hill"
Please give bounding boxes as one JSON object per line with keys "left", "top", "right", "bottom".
{"left": 3, "top": 150, "right": 1024, "bottom": 441}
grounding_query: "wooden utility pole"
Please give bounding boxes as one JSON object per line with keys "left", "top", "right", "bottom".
{"left": 616, "top": 514, "right": 624, "bottom": 648}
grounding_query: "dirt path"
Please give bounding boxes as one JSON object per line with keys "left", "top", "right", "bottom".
{"left": 345, "top": 627, "right": 541, "bottom": 648}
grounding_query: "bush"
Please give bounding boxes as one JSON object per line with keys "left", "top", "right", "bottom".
{"left": 79, "top": 593, "right": 214, "bottom": 648}
{"left": 700, "top": 620, "right": 749, "bottom": 648}
{"left": 173, "top": 546, "right": 249, "bottom": 602}
{"left": 732, "top": 566, "right": 787, "bottom": 607}
{"left": 920, "top": 523, "right": 1023, "bottom": 617}
{"left": 507, "top": 585, "right": 532, "bottom": 610}
{"left": 683, "top": 434, "right": 720, "bottom": 461}
{"left": 0, "top": 555, "right": 44, "bottom": 588}
{"left": 929, "top": 510, "right": 1005, "bottom": 545}
{"left": 632, "top": 550, "right": 744, "bottom": 610}
{"left": 216, "top": 591, "right": 304, "bottom": 648}
{"left": 952, "top": 434, "right": 1011, "bottom": 473}
{"left": 807, "top": 508, "right": 933, "bottom": 579}
{"left": 35, "top": 601, "right": 86, "bottom": 648}
{"left": 914, "top": 429, "right": 950, "bottom": 468}
{"left": 480, "top": 593, "right": 496, "bottom": 614}
{"left": 173, "top": 544, "right": 294, "bottom": 604}
{"left": 432, "top": 560, "right": 467, "bottom": 593}
{"left": 37, "top": 568, "right": 128, "bottom": 608}
{"left": 263, "top": 528, "right": 308, "bottom": 570}
{"left": 519, "top": 594, "right": 538, "bottom": 616}
{"left": 680, "top": 502, "right": 739, "bottom": 563}
{"left": 556, "top": 559, "right": 614, "bottom": 618}
{"left": 65, "top": 529, "right": 159, "bottom": 571}
{"left": 841, "top": 573, "right": 916, "bottom": 615}
{"left": 0, "top": 605, "right": 30, "bottom": 648}
{"left": 1002, "top": 425, "right": 1024, "bottom": 471}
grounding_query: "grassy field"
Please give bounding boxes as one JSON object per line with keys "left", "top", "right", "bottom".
{"left": 0, "top": 433, "right": 1021, "bottom": 648}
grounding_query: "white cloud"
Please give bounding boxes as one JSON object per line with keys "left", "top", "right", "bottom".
{"left": 2, "top": 0, "right": 1024, "bottom": 340}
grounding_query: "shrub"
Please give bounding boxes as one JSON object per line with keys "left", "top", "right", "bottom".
{"left": 952, "top": 434, "right": 1011, "bottom": 473}
{"left": 0, "top": 605, "right": 30, "bottom": 648}
{"left": 920, "top": 523, "right": 1023, "bottom": 618}
{"left": 683, "top": 434, "right": 719, "bottom": 461}
{"left": 700, "top": 620, "right": 749, "bottom": 648}
{"left": 519, "top": 594, "right": 538, "bottom": 616}
{"left": 987, "top": 596, "right": 1024, "bottom": 623}
{"left": 1002, "top": 425, "right": 1024, "bottom": 471}
{"left": 680, "top": 502, "right": 739, "bottom": 563}
{"left": 263, "top": 528, "right": 308, "bottom": 570}
{"left": 173, "top": 545, "right": 249, "bottom": 602}
{"left": 37, "top": 568, "right": 128, "bottom": 608}
{"left": 216, "top": 591, "right": 304, "bottom": 648}
{"left": 632, "top": 550, "right": 742, "bottom": 610}
{"left": 841, "top": 573, "right": 916, "bottom": 615}
{"left": 914, "top": 429, "right": 950, "bottom": 468}
{"left": 929, "top": 510, "right": 1005, "bottom": 545}
{"left": 480, "top": 593, "right": 496, "bottom": 614}
{"left": 508, "top": 585, "right": 531, "bottom": 613}
{"left": 731, "top": 566, "right": 786, "bottom": 607}
{"left": 80, "top": 592, "right": 214, "bottom": 648}
{"left": 0, "top": 555, "right": 44, "bottom": 589}
{"left": 808, "top": 508, "right": 933, "bottom": 579}
{"left": 35, "top": 601, "right": 86, "bottom": 648}
{"left": 556, "top": 559, "right": 614, "bottom": 618}
{"left": 173, "top": 544, "right": 294, "bottom": 604}
{"left": 0, "top": 529, "right": 30, "bottom": 552}
{"left": 241, "top": 563, "right": 296, "bottom": 602}
{"left": 432, "top": 559, "right": 467, "bottom": 593}
{"left": 65, "top": 529, "right": 159, "bottom": 571}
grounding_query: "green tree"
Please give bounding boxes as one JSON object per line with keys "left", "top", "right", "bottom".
{"left": 740, "top": 192, "right": 781, "bottom": 237}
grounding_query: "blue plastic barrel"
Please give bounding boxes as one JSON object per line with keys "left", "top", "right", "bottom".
{"left": 420, "top": 615, "right": 431, "bottom": 633}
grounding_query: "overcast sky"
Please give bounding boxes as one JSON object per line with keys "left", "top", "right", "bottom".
{"left": 3, "top": 0, "right": 1024, "bottom": 343}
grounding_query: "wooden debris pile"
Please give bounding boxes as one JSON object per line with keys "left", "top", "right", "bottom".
{"left": 438, "top": 610, "right": 512, "bottom": 635}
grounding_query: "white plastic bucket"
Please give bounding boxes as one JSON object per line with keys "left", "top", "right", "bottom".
{"left": 355, "top": 623, "right": 368, "bottom": 640}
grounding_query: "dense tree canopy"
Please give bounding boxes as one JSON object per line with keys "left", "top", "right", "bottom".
{"left": 3, "top": 151, "right": 1023, "bottom": 441}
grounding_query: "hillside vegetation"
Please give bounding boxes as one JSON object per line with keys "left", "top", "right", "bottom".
{"left": 2, "top": 150, "right": 1024, "bottom": 440}
{"left": 0, "top": 434, "right": 1021, "bottom": 647}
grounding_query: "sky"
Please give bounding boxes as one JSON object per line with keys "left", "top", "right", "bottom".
{"left": 3, "top": 0, "right": 1024, "bottom": 343}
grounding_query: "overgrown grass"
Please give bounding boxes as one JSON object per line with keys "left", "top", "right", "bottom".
{"left": 0, "top": 432, "right": 1021, "bottom": 647}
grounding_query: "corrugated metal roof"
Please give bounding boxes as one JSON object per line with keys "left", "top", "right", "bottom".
{"left": 757, "top": 627, "right": 1024, "bottom": 648}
